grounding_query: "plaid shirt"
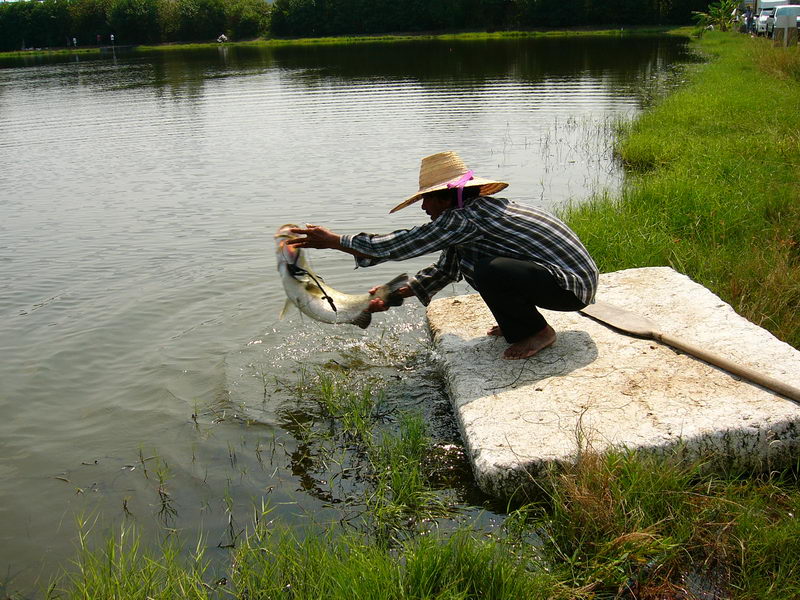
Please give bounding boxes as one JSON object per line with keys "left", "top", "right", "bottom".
{"left": 339, "top": 196, "right": 598, "bottom": 306}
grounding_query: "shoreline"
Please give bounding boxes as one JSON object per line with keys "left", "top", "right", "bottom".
{"left": 0, "top": 25, "right": 692, "bottom": 58}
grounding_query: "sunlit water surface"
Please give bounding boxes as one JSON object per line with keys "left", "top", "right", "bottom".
{"left": 0, "top": 36, "right": 696, "bottom": 593}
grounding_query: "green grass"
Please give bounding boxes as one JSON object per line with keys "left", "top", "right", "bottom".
{"left": 524, "top": 448, "right": 800, "bottom": 598}
{"left": 563, "top": 32, "right": 800, "bottom": 348}
{"left": 46, "top": 370, "right": 800, "bottom": 600}
{"left": 135, "top": 26, "right": 680, "bottom": 50}
{"left": 51, "top": 526, "right": 568, "bottom": 599}
{"left": 312, "top": 370, "right": 379, "bottom": 442}
{"left": 231, "top": 527, "right": 566, "bottom": 600}
{"left": 50, "top": 522, "right": 215, "bottom": 600}
{"left": 367, "top": 412, "right": 448, "bottom": 535}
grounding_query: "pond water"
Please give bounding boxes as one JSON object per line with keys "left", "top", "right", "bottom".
{"left": 0, "top": 35, "right": 696, "bottom": 594}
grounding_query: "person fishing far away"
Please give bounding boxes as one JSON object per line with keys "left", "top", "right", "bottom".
{"left": 287, "top": 151, "right": 599, "bottom": 360}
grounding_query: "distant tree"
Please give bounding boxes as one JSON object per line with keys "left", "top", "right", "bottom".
{"left": 108, "top": 0, "right": 160, "bottom": 43}
{"left": 27, "top": 0, "right": 72, "bottom": 47}
{"left": 173, "top": 0, "right": 226, "bottom": 41}
{"left": 692, "top": 0, "right": 738, "bottom": 31}
{"left": 70, "top": 0, "right": 113, "bottom": 43}
{"left": 0, "top": 1, "right": 31, "bottom": 50}
{"left": 427, "top": 0, "right": 469, "bottom": 30}
{"left": 270, "top": 0, "right": 317, "bottom": 36}
{"left": 224, "top": 0, "right": 271, "bottom": 39}
{"left": 0, "top": 0, "right": 717, "bottom": 51}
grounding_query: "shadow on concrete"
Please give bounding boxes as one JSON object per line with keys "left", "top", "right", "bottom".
{"left": 436, "top": 329, "right": 598, "bottom": 400}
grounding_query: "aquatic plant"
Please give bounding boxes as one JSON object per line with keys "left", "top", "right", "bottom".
{"left": 367, "top": 413, "right": 449, "bottom": 538}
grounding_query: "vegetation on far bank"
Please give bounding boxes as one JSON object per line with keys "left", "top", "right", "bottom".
{"left": 266, "top": 0, "right": 707, "bottom": 38}
{"left": 564, "top": 31, "right": 800, "bottom": 349}
{"left": 130, "top": 25, "right": 683, "bottom": 51}
{"left": 0, "top": 0, "right": 271, "bottom": 52}
{"left": 0, "top": 26, "right": 688, "bottom": 58}
{"left": 0, "top": 0, "right": 710, "bottom": 53}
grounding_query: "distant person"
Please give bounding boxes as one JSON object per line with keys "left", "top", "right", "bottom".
{"left": 745, "top": 6, "right": 754, "bottom": 33}
{"left": 72, "top": 37, "right": 77, "bottom": 48}
{"left": 110, "top": 34, "right": 115, "bottom": 45}
{"left": 287, "top": 152, "right": 599, "bottom": 360}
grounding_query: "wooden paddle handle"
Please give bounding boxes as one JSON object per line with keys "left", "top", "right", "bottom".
{"left": 655, "top": 332, "right": 800, "bottom": 403}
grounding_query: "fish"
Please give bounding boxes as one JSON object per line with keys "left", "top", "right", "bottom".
{"left": 275, "top": 224, "right": 408, "bottom": 329}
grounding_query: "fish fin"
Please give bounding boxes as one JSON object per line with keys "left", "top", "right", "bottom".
{"left": 384, "top": 273, "right": 409, "bottom": 307}
{"left": 352, "top": 310, "right": 372, "bottom": 329}
{"left": 279, "top": 299, "right": 293, "bottom": 319}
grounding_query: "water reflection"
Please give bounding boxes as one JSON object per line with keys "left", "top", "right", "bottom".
{"left": 1, "top": 36, "right": 696, "bottom": 100}
{"left": 268, "top": 36, "right": 695, "bottom": 84}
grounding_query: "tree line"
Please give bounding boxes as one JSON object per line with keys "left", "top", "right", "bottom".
{"left": 0, "top": 0, "right": 709, "bottom": 52}
{"left": 269, "top": 0, "right": 710, "bottom": 37}
{"left": 0, "top": 0, "right": 271, "bottom": 51}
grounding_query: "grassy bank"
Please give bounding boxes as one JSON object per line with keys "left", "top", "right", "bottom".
{"left": 249, "top": 25, "right": 678, "bottom": 46}
{"left": 49, "top": 438, "right": 800, "bottom": 599}
{"left": 564, "top": 31, "right": 800, "bottom": 348}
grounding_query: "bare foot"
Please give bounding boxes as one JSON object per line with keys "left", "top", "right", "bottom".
{"left": 487, "top": 325, "right": 503, "bottom": 337}
{"left": 503, "top": 325, "right": 556, "bottom": 360}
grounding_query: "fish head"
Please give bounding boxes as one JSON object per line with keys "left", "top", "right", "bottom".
{"left": 275, "top": 223, "right": 300, "bottom": 261}
{"left": 275, "top": 223, "right": 299, "bottom": 245}
{"left": 275, "top": 223, "right": 310, "bottom": 275}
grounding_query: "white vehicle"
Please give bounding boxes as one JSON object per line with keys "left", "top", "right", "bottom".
{"left": 772, "top": 4, "right": 800, "bottom": 32}
{"left": 754, "top": 0, "right": 798, "bottom": 34}
{"left": 756, "top": 0, "right": 789, "bottom": 10}
{"left": 756, "top": 7, "right": 776, "bottom": 34}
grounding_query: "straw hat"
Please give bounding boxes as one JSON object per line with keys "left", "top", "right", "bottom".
{"left": 389, "top": 151, "right": 508, "bottom": 213}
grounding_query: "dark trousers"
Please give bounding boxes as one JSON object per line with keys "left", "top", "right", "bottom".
{"left": 473, "top": 257, "right": 587, "bottom": 343}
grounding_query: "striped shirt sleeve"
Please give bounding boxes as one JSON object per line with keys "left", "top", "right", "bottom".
{"left": 340, "top": 219, "right": 478, "bottom": 261}
{"left": 407, "top": 248, "right": 461, "bottom": 306}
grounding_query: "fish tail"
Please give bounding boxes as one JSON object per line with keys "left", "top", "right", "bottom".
{"left": 384, "top": 273, "right": 409, "bottom": 307}
{"left": 354, "top": 274, "right": 407, "bottom": 329}
{"left": 352, "top": 310, "right": 372, "bottom": 329}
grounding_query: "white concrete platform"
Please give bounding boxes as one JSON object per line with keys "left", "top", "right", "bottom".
{"left": 425, "top": 267, "right": 800, "bottom": 498}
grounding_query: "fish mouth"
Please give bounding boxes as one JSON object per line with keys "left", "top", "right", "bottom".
{"left": 275, "top": 224, "right": 302, "bottom": 264}
{"left": 275, "top": 223, "right": 300, "bottom": 240}
{"left": 280, "top": 242, "right": 300, "bottom": 263}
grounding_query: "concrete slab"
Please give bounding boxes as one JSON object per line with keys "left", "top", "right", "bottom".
{"left": 425, "top": 267, "right": 800, "bottom": 498}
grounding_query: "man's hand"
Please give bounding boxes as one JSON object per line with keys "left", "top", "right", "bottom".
{"left": 287, "top": 225, "right": 340, "bottom": 250}
{"left": 287, "top": 225, "right": 378, "bottom": 260}
{"left": 367, "top": 285, "right": 414, "bottom": 313}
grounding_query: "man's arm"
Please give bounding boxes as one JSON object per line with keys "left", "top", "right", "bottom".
{"left": 287, "top": 225, "right": 376, "bottom": 259}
